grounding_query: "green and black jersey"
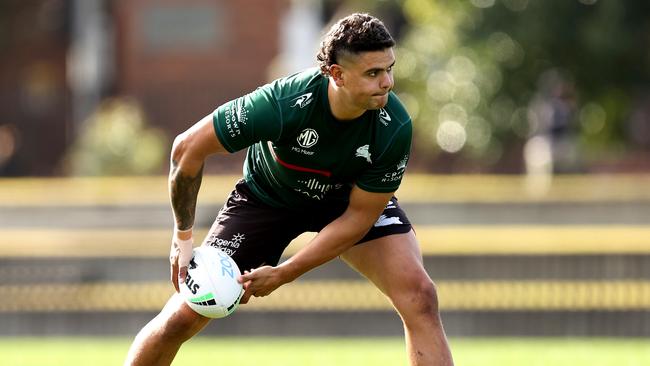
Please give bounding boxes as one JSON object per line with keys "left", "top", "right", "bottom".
{"left": 213, "top": 68, "right": 412, "bottom": 209}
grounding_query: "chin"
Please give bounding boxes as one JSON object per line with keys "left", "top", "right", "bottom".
{"left": 373, "top": 99, "right": 389, "bottom": 109}
{"left": 366, "top": 96, "right": 388, "bottom": 110}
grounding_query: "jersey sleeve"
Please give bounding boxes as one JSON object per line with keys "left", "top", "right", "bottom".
{"left": 355, "top": 122, "right": 412, "bottom": 193}
{"left": 212, "top": 85, "right": 282, "bottom": 153}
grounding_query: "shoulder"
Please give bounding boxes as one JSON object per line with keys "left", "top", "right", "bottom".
{"left": 381, "top": 92, "right": 411, "bottom": 127}
{"left": 373, "top": 92, "right": 412, "bottom": 144}
{"left": 267, "top": 68, "right": 326, "bottom": 133}
{"left": 370, "top": 92, "right": 412, "bottom": 161}
{"left": 266, "top": 67, "right": 325, "bottom": 104}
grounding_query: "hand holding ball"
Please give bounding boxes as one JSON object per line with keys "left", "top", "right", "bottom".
{"left": 179, "top": 246, "right": 243, "bottom": 318}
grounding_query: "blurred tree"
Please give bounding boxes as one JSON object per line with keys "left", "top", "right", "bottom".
{"left": 393, "top": 0, "right": 650, "bottom": 173}
{"left": 63, "top": 97, "right": 168, "bottom": 176}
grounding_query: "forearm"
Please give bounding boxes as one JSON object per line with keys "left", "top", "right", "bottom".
{"left": 169, "top": 136, "right": 205, "bottom": 231}
{"left": 278, "top": 211, "right": 373, "bottom": 281}
{"left": 237, "top": 189, "right": 392, "bottom": 302}
{"left": 168, "top": 115, "right": 229, "bottom": 231}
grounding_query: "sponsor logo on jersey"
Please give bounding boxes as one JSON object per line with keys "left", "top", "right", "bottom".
{"left": 379, "top": 108, "right": 391, "bottom": 126}
{"left": 294, "top": 180, "right": 344, "bottom": 201}
{"left": 291, "top": 146, "right": 315, "bottom": 156}
{"left": 298, "top": 178, "right": 332, "bottom": 194}
{"left": 208, "top": 233, "right": 246, "bottom": 257}
{"left": 269, "top": 142, "right": 331, "bottom": 177}
{"left": 235, "top": 101, "right": 248, "bottom": 125}
{"left": 381, "top": 154, "right": 409, "bottom": 183}
{"left": 291, "top": 92, "right": 314, "bottom": 108}
{"left": 355, "top": 144, "right": 372, "bottom": 163}
{"left": 297, "top": 128, "right": 319, "bottom": 148}
{"left": 231, "top": 233, "right": 245, "bottom": 246}
{"left": 397, "top": 154, "right": 408, "bottom": 170}
{"left": 222, "top": 99, "right": 250, "bottom": 138}
{"left": 374, "top": 214, "right": 403, "bottom": 227}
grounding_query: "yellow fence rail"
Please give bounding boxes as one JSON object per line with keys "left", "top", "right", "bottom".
{"left": 1, "top": 174, "right": 649, "bottom": 206}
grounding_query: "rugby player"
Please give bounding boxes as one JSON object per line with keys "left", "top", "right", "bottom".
{"left": 125, "top": 13, "right": 454, "bottom": 366}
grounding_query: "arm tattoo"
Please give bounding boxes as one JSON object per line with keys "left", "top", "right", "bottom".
{"left": 169, "top": 159, "right": 204, "bottom": 230}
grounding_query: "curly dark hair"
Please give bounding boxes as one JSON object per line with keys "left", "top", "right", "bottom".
{"left": 317, "top": 13, "right": 395, "bottom": 76}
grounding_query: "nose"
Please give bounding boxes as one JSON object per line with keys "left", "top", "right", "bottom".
{"left": 379, "top": 72, "right": 393, "bottom": 90}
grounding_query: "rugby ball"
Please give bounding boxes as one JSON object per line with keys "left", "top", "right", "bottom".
{"left": 179, "top": 245, "right": 243, "bottom": 318}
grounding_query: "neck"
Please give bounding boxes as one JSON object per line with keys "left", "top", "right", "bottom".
{"left": 327, "top": 81, "right": 365, "bottom": 121}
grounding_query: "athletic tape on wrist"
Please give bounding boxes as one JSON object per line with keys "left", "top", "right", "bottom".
{"left": 176, "top": 237, "right": 194, "bottom": 268}
{"left": 174, "top": 226, "right": 193, "bottom": 236}
{"left": 173, "top": 227, "right": 194, "bottom": 268}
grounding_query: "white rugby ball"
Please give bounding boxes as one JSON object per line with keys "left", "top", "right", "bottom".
{"left": 179, "top": 245, "right": 243, "bottom": 318}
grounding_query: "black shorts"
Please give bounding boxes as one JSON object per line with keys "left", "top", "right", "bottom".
{"left": 201, "top": 180, "right": 412, "bottom": 272}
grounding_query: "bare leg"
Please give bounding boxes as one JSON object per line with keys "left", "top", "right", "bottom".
{"left": 341, "top": 230, "right": 454, "bottom": 366}
{"left": 124, "top": 293, "right": 210, "bottom": 366}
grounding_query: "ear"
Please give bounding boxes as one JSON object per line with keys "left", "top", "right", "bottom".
{"left": 329, "top": 64, "right": 345, "bottom": 87}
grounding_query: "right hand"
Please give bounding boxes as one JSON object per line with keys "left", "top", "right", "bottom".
{"left": 169, "top": 228, "right": 194, "bottom": 292}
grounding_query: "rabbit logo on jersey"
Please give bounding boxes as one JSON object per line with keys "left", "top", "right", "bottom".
{"left": 355, "top": 145, "right": 372, "bottom": 163}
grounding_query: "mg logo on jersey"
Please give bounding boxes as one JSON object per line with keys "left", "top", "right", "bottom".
{"left": 379, "top": 108, "right": 391, "bottom": 126}
{"left": 297, "top": 128, "right": 319, "bottom": 148}
{"left": 291, "top": 93, "right": 313, "bottom": 108}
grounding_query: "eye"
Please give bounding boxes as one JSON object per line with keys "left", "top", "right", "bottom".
{"left": 368, "top": 71, "right": 378, "bottom": 77}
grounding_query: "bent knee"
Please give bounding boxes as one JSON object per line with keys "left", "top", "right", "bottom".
{"left": 392, "top": 277, "right": 440, "bottom": 318}
{"left": 158, "top": 305, "right": 210, "bottom": 341}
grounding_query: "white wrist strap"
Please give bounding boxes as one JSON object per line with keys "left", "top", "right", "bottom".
{"left": 174, "top": 228, "right": 194, "bottom": 268}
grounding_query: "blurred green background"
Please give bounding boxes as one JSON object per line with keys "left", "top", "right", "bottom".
{"left": 1, "top": 0, "right": 649, "bottom": 177}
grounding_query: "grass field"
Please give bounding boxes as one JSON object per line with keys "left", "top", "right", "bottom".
{"left": 2, "top": 337, "right": 650, "bottom": 366}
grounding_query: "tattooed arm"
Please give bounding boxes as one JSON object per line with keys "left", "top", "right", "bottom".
{"left": 169, "top": 114, "right": 228, "bottom": 291}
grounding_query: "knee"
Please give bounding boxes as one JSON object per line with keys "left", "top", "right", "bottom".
{"left": 157, "top": 306, "right": 209, "bottom": 342}
{"left": 392, "top": 277, "right": 441, "bottom": 319}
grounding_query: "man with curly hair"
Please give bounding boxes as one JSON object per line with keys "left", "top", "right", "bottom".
{"left": 124, "top": 13, "right": 454, "bottom": 366}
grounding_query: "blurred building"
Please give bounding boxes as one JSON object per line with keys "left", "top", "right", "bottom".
{"left": 0, "top": 1, "right": 70, "bottom": 176}
{"left": 112, "top": 0, "right": 288, "bottom": 135}
{"left": 0, "top": 0, "right": 296, "bottom": 176}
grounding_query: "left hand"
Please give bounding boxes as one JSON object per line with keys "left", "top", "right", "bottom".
{"left": 237, "top": 265, "right": 287, "bottom": 304}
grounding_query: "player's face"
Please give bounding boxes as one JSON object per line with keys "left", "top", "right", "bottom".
{"left": 336, "top": 48, "right": 395, "bottom": 110}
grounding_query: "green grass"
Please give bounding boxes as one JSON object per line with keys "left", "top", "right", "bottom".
{"left": 2, "top": 337, "right": 650, "bottom": 366}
